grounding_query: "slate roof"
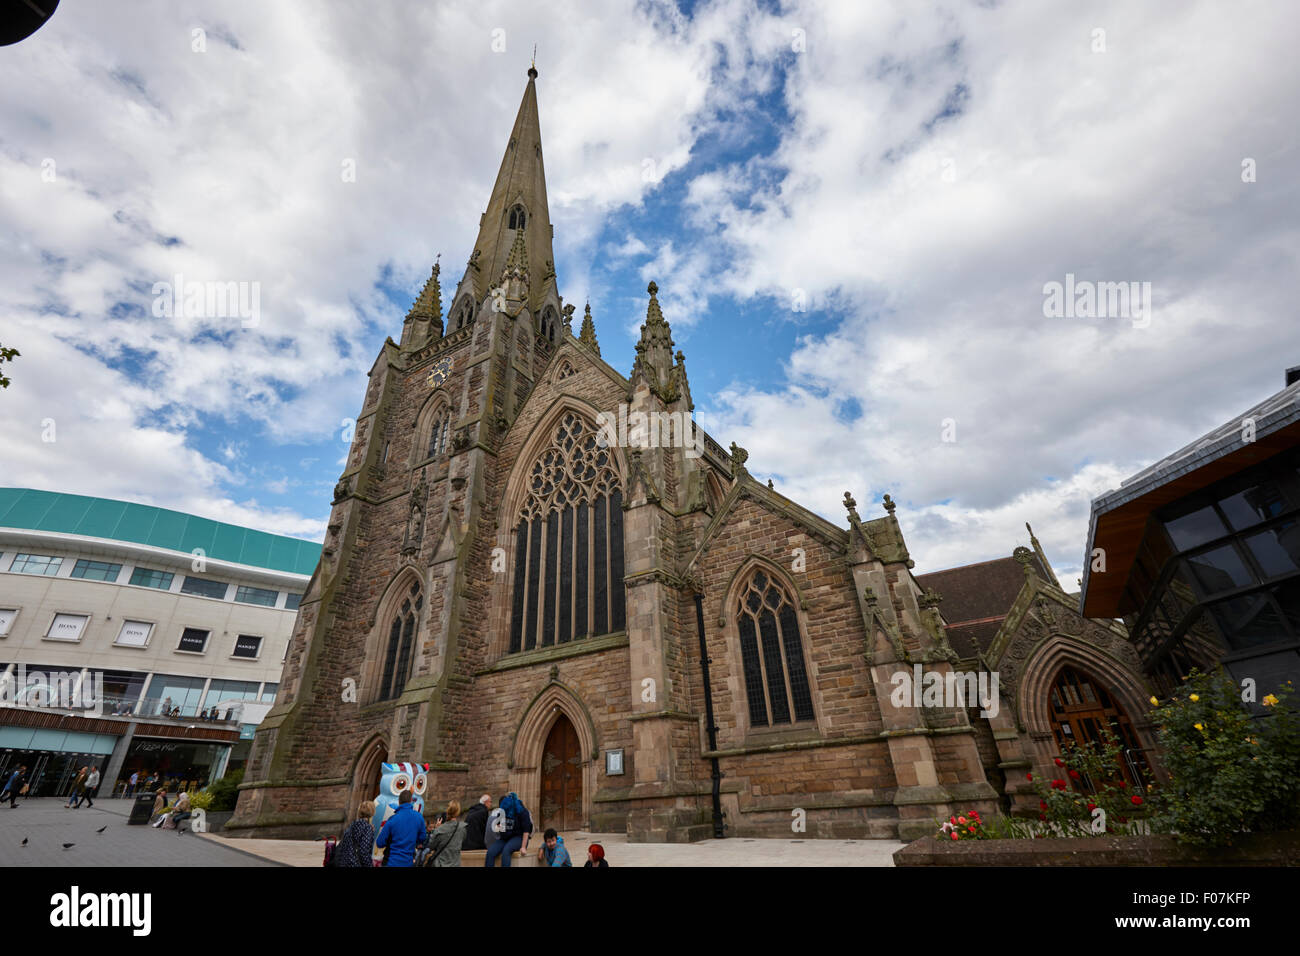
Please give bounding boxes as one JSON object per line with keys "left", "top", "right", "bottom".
{"left": 915, "top": 553, "right": 1049, "bottom": 658}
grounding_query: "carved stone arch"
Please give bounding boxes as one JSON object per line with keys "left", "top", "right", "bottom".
{"left": 412, "top": 389, "right": 453, "bottom": 466}
{"left": 717, "top": 554, "right": 824, "bottom": 737}
{"left": 507, "top": 679, "right": 599, "bottom": 829}
{"left": 705, "top": 470, "right": 725, "bottom": 512}
{"left": 346, "top": 733, "right": 389, "bottom": 823}
{"left": 499, "top": 398, "right": 628, "bottom": 526}
{"left": 362, "top": 565, "right": 426, "bottom": 703}
{"left": 716, "top": 553, "right": 811, "bottom": 628}
{"left": 1016, "top": 634, "right": 1157, "bottom": 774}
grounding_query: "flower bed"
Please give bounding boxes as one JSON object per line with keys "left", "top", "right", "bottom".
{"left": 894, "top": 831, "right": 1300, "bottom": 866}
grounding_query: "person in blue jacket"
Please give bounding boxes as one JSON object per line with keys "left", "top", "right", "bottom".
{"left": 375, "top": 790, "right": 426, "bottom": 867}
{"left": 537, "top": 828, "right": 572, "bottom": 867}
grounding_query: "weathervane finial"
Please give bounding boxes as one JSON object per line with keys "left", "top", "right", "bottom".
{"left": 528, "top": 44, "right": 538, "bottom": 79}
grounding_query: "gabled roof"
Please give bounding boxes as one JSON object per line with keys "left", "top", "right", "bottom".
{"left": 915, "top": 554, "right": 1047, "bottom": 658}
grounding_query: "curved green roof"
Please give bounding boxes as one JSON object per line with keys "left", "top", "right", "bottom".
{"left": 0, "top": 488, "right": 321, "bottom": 577}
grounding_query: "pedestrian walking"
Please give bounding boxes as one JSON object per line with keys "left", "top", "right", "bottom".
{"left": 1, "top": 765, "right": 26, "bottom": 808}
{"left": 67, "top": 766, "right": 88, "bottom": 809}
{"left": 82, "top": 766, "right": 101, "bottom": 808}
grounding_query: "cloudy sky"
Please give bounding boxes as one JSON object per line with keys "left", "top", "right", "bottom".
{"left": 2, "top": 0, "right": 1297, "bottom": 584}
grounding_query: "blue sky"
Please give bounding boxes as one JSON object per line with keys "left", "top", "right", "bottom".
{"left": 2, "top": 0, "right": 1297, "bottom": 583}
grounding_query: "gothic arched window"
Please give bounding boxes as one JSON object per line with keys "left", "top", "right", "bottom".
{"left": 509, "top": 412, "right": 626, "bottom": 653}
{"left": 455, "top": 297, "right": 475, "bottom": 330}
{"left": 378, "top": 581, "right": 422, "bottom": 701}
{"left": 540, "top": 306, "right": 559, "bottom": 344}
{"left": 735, "top": 569, "right": 815, "bottom": 727}
{"left": 426, "top": 408, "right": 450, "bottom": 460}
{"left": 508, "top": 204, "right": 527, "bottom": 230}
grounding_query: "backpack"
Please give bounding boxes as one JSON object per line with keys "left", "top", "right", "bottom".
{"left": 323, "top": 837, "right": 338, "bottom": 867}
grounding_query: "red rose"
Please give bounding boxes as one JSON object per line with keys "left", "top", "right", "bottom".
{"left": 1039, "top": 800, "right": 1047, "bottom": 810}
{"left": 1068, "top": 769, "right": 1081, "bottom": 780}
{"left": 1026, "top": 773, "right": 1033, "bottom": 781}
{"left": 1054, "top": 757, "right": 1064, "bottom": 767}
{"left": 1118, "top": 816, "right": 1128, "bottom": 823}
{"left": 951, "top": 831, "right": 959, "bottom": 841}
{"left": 958, "top": 816, "right": 967, "bottom": 825}
{"left": 1038, "top": 813, "right": 1046, "bottom": 821}
{"left": 1087, "top": 803, "right": 1096, "bottom": 812}
{"left": 950, "top": 816, "right": 956, "bottom": 825}
{"left": 1130, "top": 795, "right": 1143, "bottom": 806}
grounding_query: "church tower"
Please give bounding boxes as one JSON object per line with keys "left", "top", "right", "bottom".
{"left": 228, "top": 66, "right": 1002, "bottom": 844}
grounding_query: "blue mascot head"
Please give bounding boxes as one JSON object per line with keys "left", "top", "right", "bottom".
{"left": 372, "top": 762, "right": 427, "bottom": 832}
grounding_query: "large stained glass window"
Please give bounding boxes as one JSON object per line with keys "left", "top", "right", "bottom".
{"left": 509, "top": 412, "right": 625, "bottom": 653}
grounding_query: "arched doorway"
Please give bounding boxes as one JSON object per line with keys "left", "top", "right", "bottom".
{"left": 539, "top": 714, "right": 583, "bottom": 831}
{"left": 349, "top": 738, "right": 387, "bottom": 822}
{"left": 1047, "top": 665, "right": 1150, "bottom": 787}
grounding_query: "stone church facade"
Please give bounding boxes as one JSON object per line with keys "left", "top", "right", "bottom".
{"left": 227, "top": 70, "right": 1155, "bottom": 843}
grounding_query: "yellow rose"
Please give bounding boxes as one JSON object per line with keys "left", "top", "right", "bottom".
{"left": 1189, "top": 694, "right": 1199, "bottom": 702}
{"left": 1263, "top": 694, "right": 1279, "bottom": 707}
{"left": 1149, "top": 696, "right": 1159, "bottom": 706}
{"left": 1194, "top": 722, "right": 1204, "bottom": 731}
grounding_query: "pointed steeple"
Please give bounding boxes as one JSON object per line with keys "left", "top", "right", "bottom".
{"left": 403, "top": 258, "right": 443, "bottom": 348}
{"left": 462, "top": 67, "right": 555, "bottom": 314}
{"left": 578, "top": 301, "right": 600, "bottom": 355}
{"left": 632, "top": 281, "right": 683, "bottom": 402}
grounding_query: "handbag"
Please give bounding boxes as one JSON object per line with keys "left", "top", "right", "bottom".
{"left": 422, "top": 821, "right": 465, "bottom": 866}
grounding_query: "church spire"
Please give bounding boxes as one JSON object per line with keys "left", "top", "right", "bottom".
{"left": 578, "top": 301, "right": 600, "bottom": 356}
{"left": 462, "top": 67, "right": 554, "bottom": 314}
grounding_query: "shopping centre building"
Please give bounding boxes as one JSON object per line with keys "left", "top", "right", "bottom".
{"left": 0, "top": 488, "right": 319, "bottom": 797}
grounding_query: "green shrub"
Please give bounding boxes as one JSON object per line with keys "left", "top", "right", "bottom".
{"left": 205, "top": 769, "right": 245, "bottom": 812}
{"left": 188, "top": 789, "right": 214, "bottom": 811}
{"left": 1150, "top": 669, "right": 1300, "bottom": 846}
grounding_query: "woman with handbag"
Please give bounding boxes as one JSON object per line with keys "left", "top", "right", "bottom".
{"left": 423, "top": 801, "right": 467, "bottom": 867}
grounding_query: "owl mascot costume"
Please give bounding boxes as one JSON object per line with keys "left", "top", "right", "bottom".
{"left": 372, "top": 762, "right": 428, "bottom": 832}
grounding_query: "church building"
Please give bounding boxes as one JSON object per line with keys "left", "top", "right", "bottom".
{"left": 227, "top": 68, "right": 1153, "bottom": 843}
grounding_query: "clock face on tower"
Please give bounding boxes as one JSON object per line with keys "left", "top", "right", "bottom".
{"left": 427, "top": 357, "right": 453, "bottom": 389}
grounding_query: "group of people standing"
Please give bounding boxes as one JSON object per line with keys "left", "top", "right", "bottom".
{"left": 330, "top": 790, "right": 608, "bottom": 868}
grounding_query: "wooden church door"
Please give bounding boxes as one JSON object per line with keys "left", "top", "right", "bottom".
{"left": 540, "top": 715, "right": 583, "bottom": 831}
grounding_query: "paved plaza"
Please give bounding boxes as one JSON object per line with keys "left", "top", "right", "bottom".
{"left": 0, "top": 797, "right": 281, "bottom": 867}
{"left": 1, "top": 795, "right": 902, "bottom": 867}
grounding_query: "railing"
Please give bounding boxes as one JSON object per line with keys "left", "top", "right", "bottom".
{"left": 0, "top": 690, "right": 243, "bottom": 725}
